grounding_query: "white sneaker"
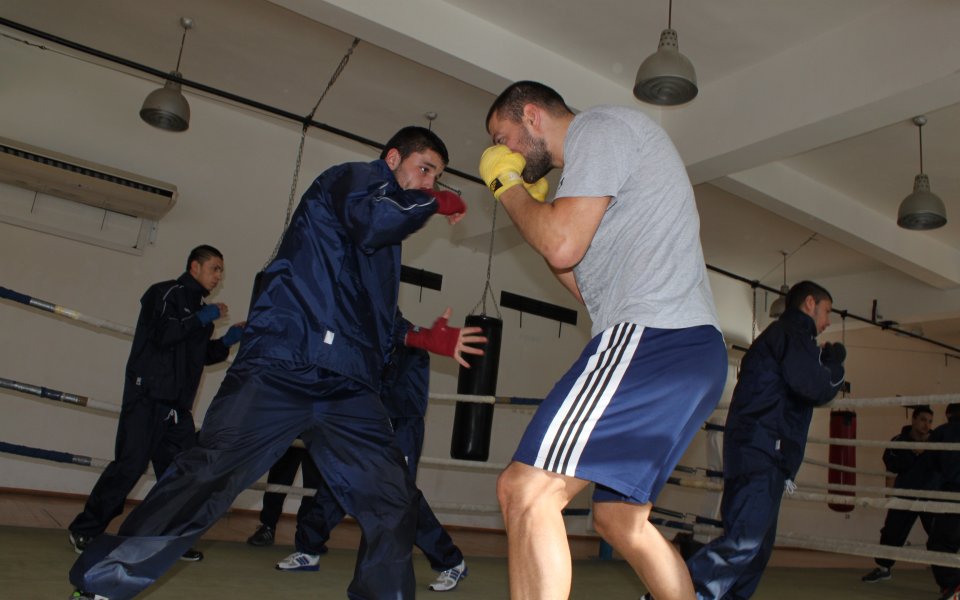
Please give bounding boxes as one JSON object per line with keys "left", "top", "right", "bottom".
{"left": 428, "top": 560, "right": 467, "bottom": 591}
{"left": 275, "top": 551, "right": 320, "bottom": 572}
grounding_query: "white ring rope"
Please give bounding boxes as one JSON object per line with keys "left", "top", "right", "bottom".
{"left": 797, "top": 479, "right": 960, "bottom": 502}
{"left": 807, "top": 436, "right": 960, "bottom": 451}
{"left": 418, "top": 456, "right": 507, "bottom": 472}
{"left": 669, "top": 475, "right": 960, "bottom": 514}
{"left": 429, "top": 392, "right": 496, "bottom": 405}
{"left": 680, "top": 521, "right": 960, "bottom": 569}
{"left": 801, "top": 456, "right": 890, "bottom": 478}
{"left": 827, "top": 393, "right": 960, "bottom": 409}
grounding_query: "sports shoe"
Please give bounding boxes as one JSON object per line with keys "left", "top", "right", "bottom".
{"left": 69, "top": 591, "right": 109, "bottom": 600}
{"left": 862, "top": 567, "right": 891, "bottom": 583}
{"left": 276, "top": 551, "right": 321, "bottom": 572}
{"left": 179, "top": 548, "right": 204, "bottom": 562}
{"left": 246, "top": 523, "right": 275, "bottom": 547}
{"left": 68, "top": 531, "right": 93, "bottom": 554}
{"left": 428, "top": 560, "right": 467, "bottom": 592}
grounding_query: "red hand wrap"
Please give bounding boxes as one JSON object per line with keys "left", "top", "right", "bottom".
{"left": 426, "top": 190, "right": 466, "bottom": 216}
{"left": 404, "top": 317, "right": 460, "bottom": 357}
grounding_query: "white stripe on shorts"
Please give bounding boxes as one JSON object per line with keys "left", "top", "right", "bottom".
{"left": 534, "top": 322, "right": 642, "bottom": 476}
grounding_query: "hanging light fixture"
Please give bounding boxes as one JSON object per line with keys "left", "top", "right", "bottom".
{"left": 633, "top": 0, "right": 698, "bottom": 106}
{"left": 769, "top": 251, "right": 789, "bottom": 318}
{"left": 140, "top": 17, "right": 193, "bottom": 132}
{"left": 897, "top": 115, "right": 946, "bottom": 230}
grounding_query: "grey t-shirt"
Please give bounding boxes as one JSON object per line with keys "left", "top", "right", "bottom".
{"left": 555, "top": 105, "right": 719, "bottom": 335}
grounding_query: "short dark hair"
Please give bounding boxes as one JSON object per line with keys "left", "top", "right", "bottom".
{"left": 486, "top": 81, "right": 574, "bottom": 128}
{"left": 784, "top": 280, "right": 832, "bottom": 311}
{"left": 946, "top": 403, "right": 960, "bottom": 417}
{"left": 912, "top": 405, "right": 934, "bottom": 419}
{"left": 379, "top": 126, "right": 449, "bottom": 165}
{"left": 186, "top": 244, "right": 223, "bottom": 271}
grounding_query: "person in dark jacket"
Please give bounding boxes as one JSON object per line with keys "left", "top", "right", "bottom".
{"left": 862, "top": 405, "right": 937, "bottom": 583}
{"left": 69, "top": 126, "right": 480, "bottom": 600}
{"left": 926, "top": 403, "right": 960, "bottom": 600}
{"left": 681, "top": 280, "right": 845, "bottom": 600}
{"left": 67, "top": 245, "right": 244, "bottom": 562}
{"left": 273, "top": 311, "right": 470, "bottom": 592}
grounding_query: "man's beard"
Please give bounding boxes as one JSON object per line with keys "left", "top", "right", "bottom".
{"left": 520, "top": 129, "right": 552, "bottom": 183}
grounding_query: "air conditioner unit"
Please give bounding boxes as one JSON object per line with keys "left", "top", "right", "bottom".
{"left": 0, "top": 136, "right": 177, "bottom": 220}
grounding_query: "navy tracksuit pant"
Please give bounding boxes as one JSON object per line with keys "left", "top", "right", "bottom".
{"left": 686, "top": 466, "right": 785, "bottom": 600}
{"left": 296, "top": 414, "right": 463, "bottom": 571}
{"left": 69, "top": 361, "right": 418, "bottom": 600}
{"left": 69, "top": 377, "right": 196, "bottom": 538}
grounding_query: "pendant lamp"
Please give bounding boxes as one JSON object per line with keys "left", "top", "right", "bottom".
{"left": 140, "top": 17, "right": 193, "bottom": 132}
{"left": 633, "top": 0, "right": 698, "bottom": 106}
{"left": 897, "top": 116, "right": 946, "bottom": 230}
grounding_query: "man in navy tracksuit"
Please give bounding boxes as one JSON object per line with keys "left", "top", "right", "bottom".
{"left": 926, "top": 403, "right": 960, "bottom": 600}
{"left": 862, "top": 405, "right": 937, "bottom": 583}
{"left": 69, "top": 127, "right": 476, "bottom": 600}
{"left": 682, "top": 281, "right": 845, "bottom": 600}
{"left": 275, "top": 311, "right": 469, "bottom": 592}
{"left": 68, "top": 245, "right": 243, "bottom": 562}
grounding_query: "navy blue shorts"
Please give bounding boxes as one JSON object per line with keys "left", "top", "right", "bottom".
{"left": 513, "top": 323, "right": 727, "bottom": 504}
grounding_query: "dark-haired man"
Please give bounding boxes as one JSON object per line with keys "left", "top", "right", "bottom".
{"left": 481, "top": 80, "right": 727, "bottom": 600}
{"left": 862, "top": 405, "right": 937, "bottom": 583}
{"left": 926, "top": 403, "right": 960, "bottom": 600}
{"left": 68, "top": 245, "right": 243, "bottom": 563}
{"left": 682, "top": 280, "right": 846, "bottom": 600}
{"left": 70, "top": 127, "right": 481, "bottom": 600}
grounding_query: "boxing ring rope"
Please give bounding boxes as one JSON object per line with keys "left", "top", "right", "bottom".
{"left": 0, "top": 286, "right": 134, "bottom": 336}
{"left": 1, "top": 376, "right": 118, "bottom": 412}
{"left": 4, "top": 278, "right": 960, "bottom": 564}
{"left": 828, "top": 393, "right": 960, "bottom": 409}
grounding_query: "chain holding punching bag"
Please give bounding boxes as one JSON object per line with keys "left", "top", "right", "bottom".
{"left": 451, "top": 315, "right": 502, "bottom": 461}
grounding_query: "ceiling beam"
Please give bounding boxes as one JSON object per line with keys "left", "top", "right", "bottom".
{"left": 268, "top": 0, "right": 637, "bottom": 113}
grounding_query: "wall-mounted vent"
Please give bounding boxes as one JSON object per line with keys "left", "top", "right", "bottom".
{"left": 0, "top": 136, "right": 177, "bottom": 220}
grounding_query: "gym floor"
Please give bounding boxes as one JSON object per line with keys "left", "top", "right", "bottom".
{"left": 0, "top": 490, "right": 936, "bottom": 599}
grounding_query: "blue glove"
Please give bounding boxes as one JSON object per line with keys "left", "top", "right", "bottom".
{"left": 222, "top": 324, "right": 243, "bottom": 347}
{"left": 196, "top": 304, "right": 221, "bottom": 326}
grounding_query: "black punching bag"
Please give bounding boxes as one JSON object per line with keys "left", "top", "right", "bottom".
{"left": 450, "top": 315, "right": 502, "bottom": 461}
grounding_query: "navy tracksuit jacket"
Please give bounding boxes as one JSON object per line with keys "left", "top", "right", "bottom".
{"left": 686, "top": 307, "right": 844, "bottom": 600}
{"left": 70, "top": 159, "right": 444, "bottom": 600}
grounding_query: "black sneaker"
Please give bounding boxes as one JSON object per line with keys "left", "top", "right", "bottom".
{"left": 68, "top": 531, "right": 93, "bottom": 554}
{"left": 179, "top": 548, "right": 204, "bottom": 562}
{"left": 246, "top": 523, "right": 275, "bottom": 547}
{"left": 862, "top": 567, "right": 891, "bottom": 583}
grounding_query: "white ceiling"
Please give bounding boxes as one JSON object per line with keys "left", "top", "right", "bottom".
{"left": 3, "top": 0, "right": 960, "bottom": 343}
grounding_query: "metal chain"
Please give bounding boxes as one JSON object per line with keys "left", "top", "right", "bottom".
{"left": 470, "top": 202, "right": 502, "bottom": 318}
{"left": 264, "top": 37, "right": 360, "bottom": 268}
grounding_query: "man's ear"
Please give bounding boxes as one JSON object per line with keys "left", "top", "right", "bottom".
{"left": 384, "top": 148, "right": 401, "bottom": 170}
{"left": 188, "top": 259, "right": 200, "bottom": 277}
{"left": 523, "top": 103, "right": 540, "bottom": 130}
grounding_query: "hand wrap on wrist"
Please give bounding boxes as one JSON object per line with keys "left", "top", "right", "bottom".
{"left": 404, "top": 316, "right": 460, "bottom": 357}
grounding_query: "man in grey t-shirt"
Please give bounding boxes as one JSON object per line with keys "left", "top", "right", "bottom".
{"left": 479, "top": 81, "right": 726, "bottom": 600}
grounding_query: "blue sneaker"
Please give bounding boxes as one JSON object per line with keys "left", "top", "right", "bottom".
{"left": 275, "top": 551, "right": 320, "bottom": 572}
{"left": 429, "top": 560, "right": 467, "bottom": 591}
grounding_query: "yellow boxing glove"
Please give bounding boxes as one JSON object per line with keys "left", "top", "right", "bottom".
{"left": 524, "top": 177, "right": 549, "bottom": 203}
{"left": 479, "top": 145, "right": 525, "bottom": 200}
